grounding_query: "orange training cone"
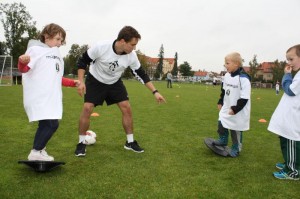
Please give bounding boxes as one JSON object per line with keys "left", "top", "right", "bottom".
{"left": 91, "top": 112, "right": 100, "bottom": 117}
{"left": 258, "top": 119, "right": 267, "bottom": 123}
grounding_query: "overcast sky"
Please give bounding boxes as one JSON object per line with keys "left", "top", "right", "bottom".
{"left": 1, "top": 0, "right": 300, "bottom": 72}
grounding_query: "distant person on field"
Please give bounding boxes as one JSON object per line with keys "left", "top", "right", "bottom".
{"left": 212, "top": 52, "right": 251, "bottom": 157}
{"left": 74, "top": 26, "right": 166, "bottom": 157}
{"left": 275, "top": 81, "right": 280, "bottom": 95}
{"left": 18, "top": 23, "right": 79, "bottom": 161}
{"left": 167, "top": 71, "right": 172, "bottom": 88}
{"left": 268, "top": 44, "right": 300, "bottom": 180}
{"left": 213, "top": 76, "right": 217, "bottom": 86}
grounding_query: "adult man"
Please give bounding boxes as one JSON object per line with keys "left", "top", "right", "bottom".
{"left": 75, "top": 26, "right": 166, "bottom": 156}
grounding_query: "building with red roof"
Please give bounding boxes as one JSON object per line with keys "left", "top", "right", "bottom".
{"left": 255, "top": 62, "right": 275, "bottom": 81}
{"left": 145, "top": 56, "right": 175, "bottom": 79}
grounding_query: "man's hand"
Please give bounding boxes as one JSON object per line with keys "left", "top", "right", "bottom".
{"left": 154, "top": 92, "right": 166, "bottom": 104}
{"left": 77, "top": 82, "right": 86, "bottom": 97}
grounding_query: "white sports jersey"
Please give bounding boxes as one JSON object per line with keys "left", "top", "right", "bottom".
{"left": 268, "top": 71, "right": 300, "bottom": 140}
{"left": 22, "top": 40, "right": 64, "bottom": 122}
{"left": 88, "top": 40, "right": 140, "bottom": 85}
{"left": 219, "top": 72, "right": 251, "bottom": 131}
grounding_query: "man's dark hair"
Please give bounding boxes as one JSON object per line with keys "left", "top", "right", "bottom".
{"left": 117, "top": 26, "right": 141, "bottom": 42}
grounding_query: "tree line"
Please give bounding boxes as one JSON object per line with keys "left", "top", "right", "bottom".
{"left": 0, "top": 2, "right": 192, "bottom": 78}
{"left": 0, "top": 2, "right": 285, "bottom": 82}
{"left": 0, "top": 2, "right": 195, "bottom": 78}
{"left": 248, "top": 55, "right": 286, "bottom": 83}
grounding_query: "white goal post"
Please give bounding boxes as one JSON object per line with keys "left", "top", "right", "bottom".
{"left": 0, "top": 55, "right": 13, "bottom": 86}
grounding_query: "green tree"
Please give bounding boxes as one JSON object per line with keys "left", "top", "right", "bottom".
{"left": 122, "top": 50, "right": 150, "bottom": 79}
{"left": 171, "top": 52, "right": 178, "bottom": 76}
{"left": 0, "top": 2, "right": 38, "bottom": 66}
{"left": 272, "top": 59, "right": 286, "bottom": 84}
{"left": 0, "top": 41, "right": 6, "bottom": 55}
{"left": 155, "top": 44, "right": 164, "bottom": 79}
{"left": 64, "top": 44, "right": 88, "bottom": 75}
{"left": 122, "top": 68, "right": 133, "bottom": 79}
{"left": 249, "top": 55, "right": 259, "bottom": 81}
{"left": 122, "top": 50, "right": 151, "bottom": 79}
{"left": 136, "top": 50, "right": 149, "bottom": 70}
{"left": 179, "top": 61, "right": 193, "bottom": 76}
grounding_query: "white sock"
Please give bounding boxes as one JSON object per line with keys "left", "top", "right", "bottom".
{"left": 127, "top": 134, "right": 134, "bottom": 143}
{"left": 79, "top": 135, "right": 86, "bottom": 143}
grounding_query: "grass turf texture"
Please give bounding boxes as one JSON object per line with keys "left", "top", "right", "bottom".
{"left": 0, "top": 80, "right": 298, "bottom": 198}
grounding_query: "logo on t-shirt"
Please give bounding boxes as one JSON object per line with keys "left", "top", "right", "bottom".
{"left": 109, "top": 61, "right": 119, "bottom": 72}
{"left": 56, "top": 63, "right": 59, "bottom": 72}
{"left": 46, "top": 55, "right": 61, "bottom": 62}
{"left": 226, "top": 89, "right": 230, "bottom": 96}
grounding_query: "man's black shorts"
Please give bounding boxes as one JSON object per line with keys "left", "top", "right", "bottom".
{"left": 84, "top": 73, "right": 129, "bottom": 106}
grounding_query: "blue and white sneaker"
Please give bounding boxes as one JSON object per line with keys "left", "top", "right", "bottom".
{"left": 273, "top": 170, "right": 299, "bottom": 180}
{"left": 275, "top": 163, "right": 284, "bottom": 170}
{"left": 212, "top": 135, "right": 228, "bottom": 146}
{"left": 228, "top": 144, "right": 239, "bottom": 158}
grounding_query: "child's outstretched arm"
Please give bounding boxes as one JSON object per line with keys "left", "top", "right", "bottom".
{"left": 18, "top": 55, "right": 31, "bottom": 73}
{"left": 62, "top": 77, "right": 80, "bottom": 87}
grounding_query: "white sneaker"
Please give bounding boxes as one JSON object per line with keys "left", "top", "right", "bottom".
{"left": 28, "top": 149, "right": 54, "bottom": 161}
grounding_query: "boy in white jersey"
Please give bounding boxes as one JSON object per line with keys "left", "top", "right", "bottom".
{"left": 75, "top": 26, "right": 166, "bottom": 156}
{"left": 210, "top": 52, "right": 251, "bottom": 157}
{"left": 268, "top": 44, "right": 300, "bottom": 180}
{"left": 18, "top": 23, "right": 79, "bottom": 161}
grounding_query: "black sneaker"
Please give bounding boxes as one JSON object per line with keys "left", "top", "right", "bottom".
{"left": 124, "top": 140, "right": 144, "bottom": 153}
{"left": 75, "top": 142, "right": 86, "bottom": 157}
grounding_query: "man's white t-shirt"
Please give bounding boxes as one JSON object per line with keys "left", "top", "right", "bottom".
{"left": 268, "top": 71, "right": 300, "bottom": 141}
{"left": 219, "top": 72, "right": 251, "bottom": 131}
{"left": 88, "top": 40, "right": 140, "bottom": 85}
{"left": 22, "top": 40, "right": 64, "bottom": 122}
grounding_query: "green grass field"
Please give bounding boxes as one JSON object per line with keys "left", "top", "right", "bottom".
{"left": 0, "top": 80, "right": 298, "bottom": 198}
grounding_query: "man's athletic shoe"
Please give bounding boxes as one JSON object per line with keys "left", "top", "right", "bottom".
{"left": 124, "top": 140, "right": 144, "bottom": 153}
{"left": 28, "top": 149, "right": 54, "bottom": 161}
{"left": 75, "top": 142, "right": 86, "bottom": 157}
{"left": 275, "top": 162, "right": 284, "bottom": 170}
{"left": 212, "top": 135, "right": 228, "bottom": 146}
{"left": 273, "top": 170, "right": 299, "bottom": 180}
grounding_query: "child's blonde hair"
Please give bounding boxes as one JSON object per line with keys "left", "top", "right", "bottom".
{"left": 286, "top": 44, "right": 300, "bottom": 57}
{"left": 39, "top": 23, "right": 66, "bottom": 45}
{"left": 225, "top": 52, "right": 243, "bottom": 67}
